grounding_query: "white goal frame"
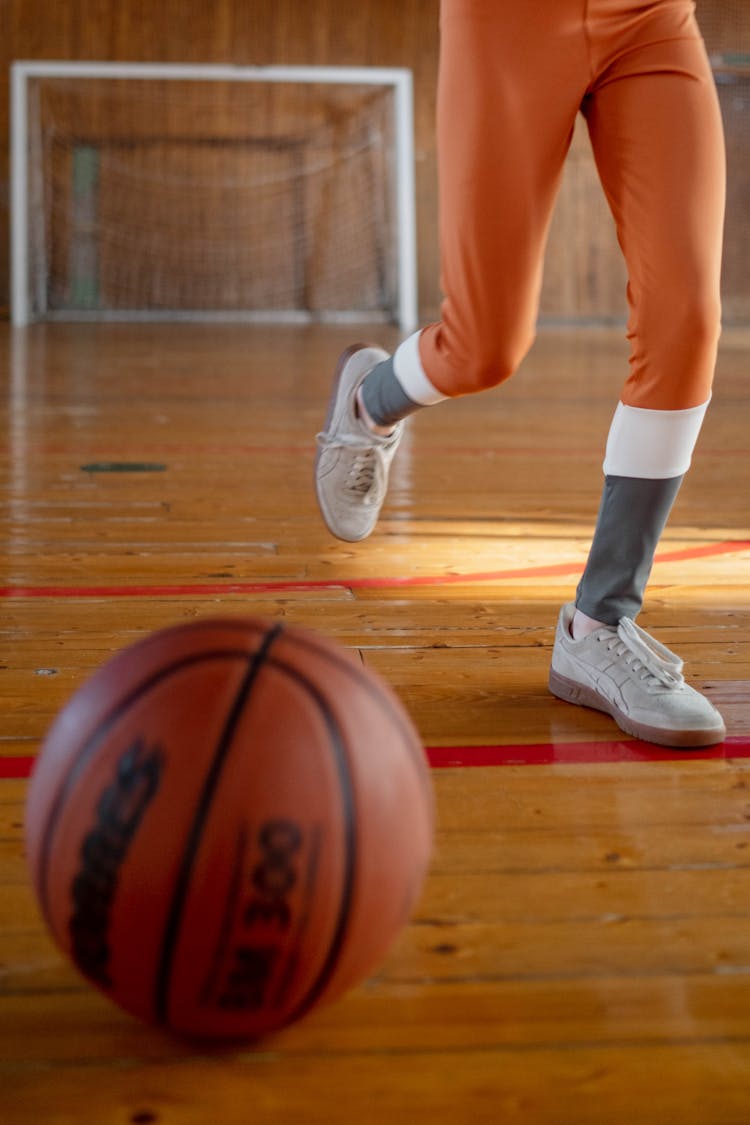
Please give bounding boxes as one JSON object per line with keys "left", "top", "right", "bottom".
{"left": 10, "top": 60, "right": 419, "bottom": 329}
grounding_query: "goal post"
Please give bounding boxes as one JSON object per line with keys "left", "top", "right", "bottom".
{"left": 10, "top": 61, "right": 418, "bottom": 330}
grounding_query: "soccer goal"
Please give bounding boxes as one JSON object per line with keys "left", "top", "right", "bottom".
{"left": 10, "top": 62, "right": 418, "bottom": 329}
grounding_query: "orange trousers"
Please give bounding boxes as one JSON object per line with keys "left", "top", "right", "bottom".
{"left": 418, "top": 0, "right": 726, "bottom": 411}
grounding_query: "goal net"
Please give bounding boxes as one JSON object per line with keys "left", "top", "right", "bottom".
{"left": 11, "top": 63, "right": 417, "bottom": 328}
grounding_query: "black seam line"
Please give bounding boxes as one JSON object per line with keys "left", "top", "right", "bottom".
{"left": 267, "top": 634, "right": 432, "bottom": 808}
{"left": 198, "top": 822, "right": 249, "bottom": 1007}
{"left": 146, "top": 618, "right": 426, "bottom": 801}
{"left": 271, "top": 663, "right": 357, "bottom": 1025}
{"left": 37, "top": 647, "right": 257, "bottom": 927}
{"left": 154, "top": 622, "right": 285, "bottom": 1027}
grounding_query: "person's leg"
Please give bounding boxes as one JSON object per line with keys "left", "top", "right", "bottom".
{"left": 551, "top": 3, "right": 726, "bottom": 745}
{"left": 317, "top": 0, "right": 590, "bottom": 538}
{"left": 406, "top": 0, "right": 590, "bottom": 399}
{"left": 577, "top": 10, "right": 725, "bottom": 629}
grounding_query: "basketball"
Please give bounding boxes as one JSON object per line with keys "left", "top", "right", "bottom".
{"left": 24, "top": 617, "right": 434, "bottom": 1040}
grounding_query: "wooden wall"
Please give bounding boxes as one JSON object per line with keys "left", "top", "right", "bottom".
{"left": 1, "top": 0, "right": 748, "bottom": 323}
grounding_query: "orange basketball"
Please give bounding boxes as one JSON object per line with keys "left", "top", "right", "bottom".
{"left": 25, "top": 617, "right": 434, "bottom": 1039}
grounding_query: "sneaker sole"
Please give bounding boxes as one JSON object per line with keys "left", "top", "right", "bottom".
{"left": 548, "top": 668, "right": 726, "bottom": 749}
{"left": 314, "top": 343, "right": 382, "bottom": 543}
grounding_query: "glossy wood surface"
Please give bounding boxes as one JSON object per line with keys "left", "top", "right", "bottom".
{"left": 1, "top": 322, "right": 749, "bottom": 1123}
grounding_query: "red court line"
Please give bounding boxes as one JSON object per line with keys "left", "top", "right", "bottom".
{"left": 427, "top": 736, "right": 750, "bottom": 767}
{"left": 3, "top": 737, "right": 749, "bottom": 780}
{"left": 1, "top": 539, "right": 748, "bottom": 599}
{"left": 1, "top": 757, "right": 36, "bottom": 779}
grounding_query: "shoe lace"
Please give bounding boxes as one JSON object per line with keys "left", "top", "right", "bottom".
{"left": 603, "top": 616, "right": 684, "bottom": 690}
{"left": 315, "top": 431, "right": 385, "bottom": 499}
{"left": 347, "top": 447, "right": 379, "bottom": 497}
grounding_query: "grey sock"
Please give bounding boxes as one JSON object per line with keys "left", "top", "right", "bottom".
{"left": 576, "top": 474, "right": 684, "bottom": 624}
{"left": 360, "top": 356, "right": 423, "bottom": 428}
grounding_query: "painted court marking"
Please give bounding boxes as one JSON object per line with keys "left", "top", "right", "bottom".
{"left": 1, "top": 539, "right": 748, "bottom": 599}
{"left": 3, "top": 738, "right": 750, "bottom": 779}
{"left": 3, "top": 540, "right": 745, "bottom": 777}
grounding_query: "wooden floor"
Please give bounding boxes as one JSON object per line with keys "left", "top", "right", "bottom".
{"left": 2, "top": 321, "right": 750, "bottom": 1123}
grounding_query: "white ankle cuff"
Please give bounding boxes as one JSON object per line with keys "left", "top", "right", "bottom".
{"left": 603, "top": 399, "right": 710, "bottom": 478}
{"left": 393, "top": 331, "right": 447, "bottom": 406}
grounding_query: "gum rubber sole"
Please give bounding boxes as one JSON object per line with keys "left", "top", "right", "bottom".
{"left": 548, "top": 668, "right": 726, "bottom": 749}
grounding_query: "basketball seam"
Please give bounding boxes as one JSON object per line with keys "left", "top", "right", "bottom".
{"left": 268, "top": 636, "right": 433, "bottom": 812}
{"left": 197, "top": 823, "right": 249, "bottom": 1007}
{"left": 153, "top": 622, "right": 285, "bottom": 1027}
{"left": 268, "top": 661, "right": 358, "bottom": 1024}
{"left": 112, "top": 618, "right": 428, "bottom": 803}
{"left": 35, "top": 648, "right": 265, "bottom": 931}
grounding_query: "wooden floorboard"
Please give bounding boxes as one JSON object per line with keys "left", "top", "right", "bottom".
{"left": 1, "top": 322, "right": 750, "bottom": 1122}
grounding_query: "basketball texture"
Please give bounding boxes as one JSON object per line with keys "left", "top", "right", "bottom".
{"left": 25, "top": 617, "right": 434, "bottom": 1039}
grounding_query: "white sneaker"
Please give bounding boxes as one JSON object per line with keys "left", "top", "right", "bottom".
{"left": 315, "top": 344, "right": 404, "bottom": 542}
{"left": 549, "top": 602, "right": 726, "bottom": 748}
